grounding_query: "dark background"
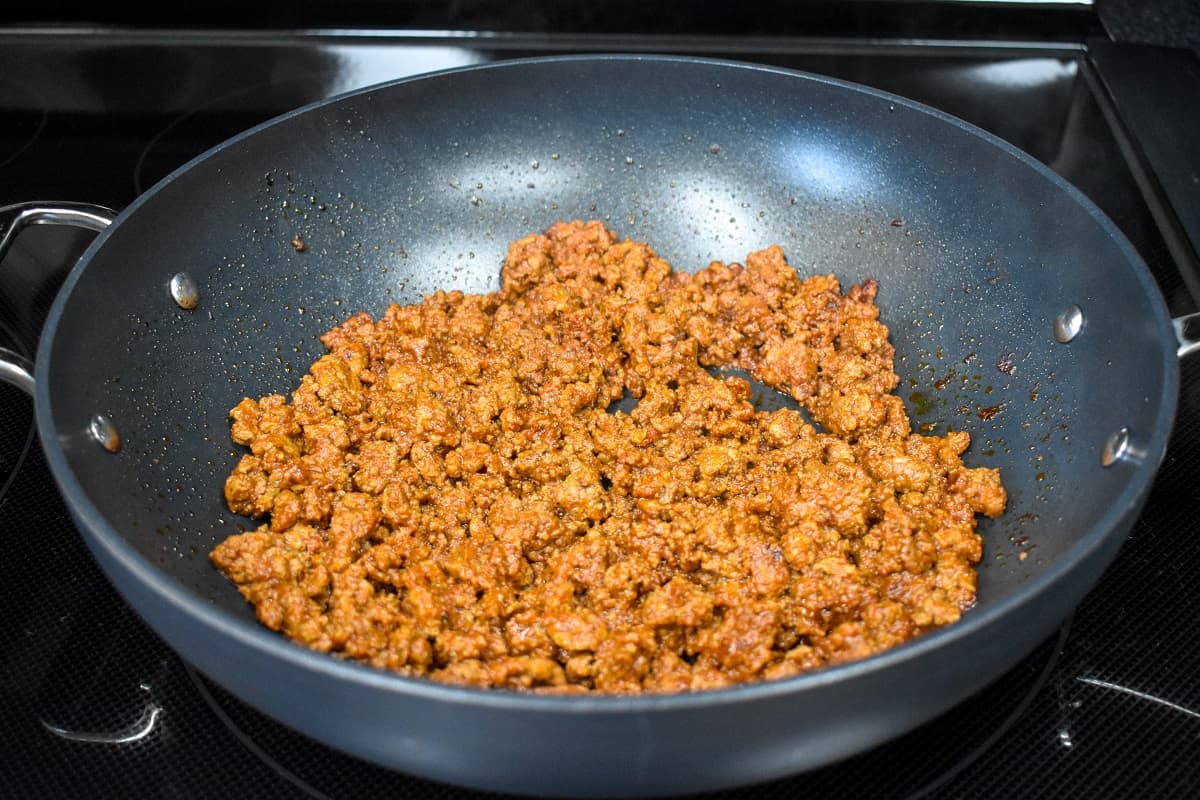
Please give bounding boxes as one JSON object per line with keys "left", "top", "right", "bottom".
{"left": 0, "top": 0, "right": 1193, "bottom": 47}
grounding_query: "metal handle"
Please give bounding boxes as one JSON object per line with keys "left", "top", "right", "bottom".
{"left": 1177, "top": 313, "right": 1200, "bottom": 359}
{"left": 0, "top": 346, "right": 35, "bottom": 395}
{"left": 0, "top": 202, "right": 117, "bottom": 395}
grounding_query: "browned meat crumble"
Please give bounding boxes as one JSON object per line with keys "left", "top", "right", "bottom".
{"left": 212, "top": 220, "right": 1005, "bottom": 693}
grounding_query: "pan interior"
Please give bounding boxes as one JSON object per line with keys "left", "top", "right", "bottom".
{"left": 42, "top": 58, "right": 1172, "bottom": 663}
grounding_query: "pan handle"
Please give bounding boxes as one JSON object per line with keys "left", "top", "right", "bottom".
{"left": 1177, "top": 313, "right": 1200, "bottom": 359}
{"left": 0, "top": 202, "right": 117, "bottom": 395}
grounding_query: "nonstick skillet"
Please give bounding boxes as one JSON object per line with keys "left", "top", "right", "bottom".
{"left": 0, "top": 56, "right": 1196, "bottom": 797}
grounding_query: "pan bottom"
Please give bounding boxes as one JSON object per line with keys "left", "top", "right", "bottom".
{"left": 187, "top": 626, "right": 1067, "bottom": 798}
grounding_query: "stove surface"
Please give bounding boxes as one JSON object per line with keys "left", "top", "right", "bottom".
{"left": 1, "top": 30, "right": 1197, "bottom": 799}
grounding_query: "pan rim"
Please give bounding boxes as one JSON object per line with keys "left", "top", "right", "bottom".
{"left": 34, "top": 53, "right": 1181, "bottom": 713}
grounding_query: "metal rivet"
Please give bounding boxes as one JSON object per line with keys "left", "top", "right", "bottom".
{"left": 170, "top": 272, "right": 200, "bottom": 310}
{"left": 1101, "top": 427, "right": 1131, "bottom": 467}
{"left": 1054, "top": 304, "right": 1083, "bottom": 343}
{"left": 89, "top": 414, "right": 121, "bottom": 453}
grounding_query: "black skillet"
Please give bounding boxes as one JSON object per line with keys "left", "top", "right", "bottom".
{"left": 1, "top": 56, "right": 1195, "bottom": 797}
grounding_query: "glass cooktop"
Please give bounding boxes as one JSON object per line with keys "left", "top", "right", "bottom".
{"left": 1, "top": 25, "right": 1197, "bottom": 799}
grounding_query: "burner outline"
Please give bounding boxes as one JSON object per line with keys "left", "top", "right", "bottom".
{"left": 187, "top": 623, "right": 1073, "bottom": 799}
{"left": 0, "top": 78, "right": 48, "bottom": 171}
{"left": 904, "top": 619, "right": 1072, "bottom": 799}
{"left": 187, "top": 663, "right": 334, "bottom": 800}
{"left": 133, "top": 73, "right": 326, "bottom": 196}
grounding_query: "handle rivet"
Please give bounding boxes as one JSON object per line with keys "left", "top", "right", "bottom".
{"left": 170, "top": 272, "right": 200, "bottom": 311}
{"left": 1054, "top": 305, "right": 1083, "bottom": 343}
{"left": 89, "top": 414, "right": 121, "bottom": 453}
{"left": 1101, "top": 427, "right": 1130, "bottom": 467}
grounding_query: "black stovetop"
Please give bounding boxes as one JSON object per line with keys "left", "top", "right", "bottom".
{"left": 1, "top": 22, "right": 1198, "bottom": 800}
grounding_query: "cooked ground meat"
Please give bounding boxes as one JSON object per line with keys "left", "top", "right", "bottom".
{"left": 211, "top": 220, "right": 1005, "bottom": 693}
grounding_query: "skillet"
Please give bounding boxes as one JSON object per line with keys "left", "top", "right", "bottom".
{"left": 0, "top": 55, "right": 1195, "bottom": 797}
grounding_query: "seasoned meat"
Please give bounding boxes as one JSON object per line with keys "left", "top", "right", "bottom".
{"left": 211, "top": 220, "right": 1005, "bottom": 693}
